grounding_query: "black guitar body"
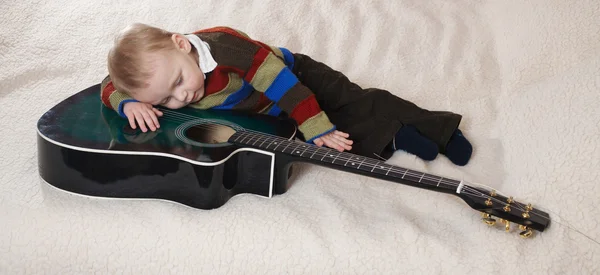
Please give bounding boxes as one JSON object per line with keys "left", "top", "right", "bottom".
{"left": 37, "top": 84, "right": 298, "bottom": 209}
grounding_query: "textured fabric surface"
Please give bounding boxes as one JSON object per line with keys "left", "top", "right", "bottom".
{"left": 1, "top": 1, "right": 599, "bottom": 273}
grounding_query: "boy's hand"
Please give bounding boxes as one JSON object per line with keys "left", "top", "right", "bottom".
{"left": 123, "top": 102, "right": 163, "bottom": 132}
{"left": 313, "top": 130, "right": 353, "bottom": 152}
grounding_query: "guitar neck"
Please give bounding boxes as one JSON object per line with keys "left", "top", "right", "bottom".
{"left": 229, "top": 131, "right": 461, "bottom": 195}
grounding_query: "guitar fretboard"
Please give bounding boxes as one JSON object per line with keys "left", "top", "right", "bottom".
{"left": 229, "top": 131, "right": 461, "bottom": 193}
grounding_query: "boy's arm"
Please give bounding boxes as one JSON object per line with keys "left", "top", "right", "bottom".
{"left": 100, "top": 75, "right": 139, "bottom": 118}
{"left": 219, "top": 28, "right": 335, "bottom": 142}
{"left": 245, "top": 49, "right": 335, "bottom": 143}
{"left": 227, "top": 28, "right": 293, "bottom": 66}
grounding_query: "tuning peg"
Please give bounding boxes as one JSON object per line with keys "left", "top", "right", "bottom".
{"left": 485, "top": 190, "right": 496, "bottom": 206}
{"left": 522, "top": 203, "right": 533, "bottom": 218}
{"left": 481, "top": 213, "right": 496, "bottom": 226}
{"left": 526, "top": 203, "right": 533, "bottom": 213}
{"left": 500, "top": 219, "right": 510, "bottom": 232}
{"left": 503, "top": 196, "right": 513, "bottom": 212}
{"left": 519, "top": 225, "right": 533, "bottom": 238}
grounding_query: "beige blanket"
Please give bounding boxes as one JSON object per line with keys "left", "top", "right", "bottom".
{"left": 2, "top": 0, "right": 599, "bottom": 273}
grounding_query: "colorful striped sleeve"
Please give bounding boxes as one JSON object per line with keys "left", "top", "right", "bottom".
{"left": 227, "top": 28, "right": 291, "bottom": 65}
{"left": 199, "top": 27, "right": 293, "bottom": 68}
{"left": 100, "top": 75, "right": 138, "bottom": 118}
{"left": 196, "top": 27, "right": 336, "bottom": 142}
{"left": 244, "top": 48, "right": 336, "bottom": 143}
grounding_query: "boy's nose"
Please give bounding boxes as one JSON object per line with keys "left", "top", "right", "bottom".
{"left": 175, "top": 90, "right": 188, "bottom": 102}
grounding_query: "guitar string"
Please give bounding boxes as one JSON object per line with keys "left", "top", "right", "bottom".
{"left": 158, "top": 110, "right": 550, "bottom": 220}
{"left": 158, "top": 110, "right": 548, "bottom": 217}
{"left": 155, "top": 110, "right": 600, "bottom": 239}
{"left": 157, "top": 111, "right": 459, "bottom": 184}
{"left": 135, "top": 107, "right": 600, "bottom": 242}
{"left": 158, "top": 111, "right": 468, "bottom": 188}
{"left": 159, "top": 111, "right": 531, "bottom": 203}
{"left": 161, "top": 109, "right": 600, "bottom": 243}
{"left": 156, "top": 109, "right": 549, "bottom": 221}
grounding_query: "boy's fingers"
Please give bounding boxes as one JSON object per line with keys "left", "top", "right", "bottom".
{"left": 314, "top": 138, "right": 323, "bottom": 147}
{"left": 141, "top": 112, "right": 156, "bottom": 131}
{"left": 314, "top": 133, "right": 351, "bottom": 151}
{"left": 148, "top": 110, "right": 160, "bottom": 128}
{"left": 335, "top": 139, "right": 351, "bottom": 151}
{"left": 335, "top": 130, "right": 349, "bottom": 138}
{"left": 134, "top": 113, "right": 148, "bottom": 132}
{"left": 329, "top": 133, "right": 352, "bottom": 149}
{"left": 152, "top": 108, "right": 163, "bottom": 117}
{"left": 320, "top": 137, "right": 332, "bottom": 149}
{"left": 141, "top": 110, "right": 154, "bottom": 131}
{"left": 331, "top": 132, "right": 353, "bottom": 145}
{"left": 334, "top": 139, "right": 351, "bottom": 151}
{"left": 324, "top": 136, "right": 344, "bottom": 152}
{"left": 339, "top": 135, "right": 353, "bottom": 145}
{"left": 334, "top": 136, "right": 352, "bottom": 151}
{"left": 127, "top": 115, "right": 136, "bottom": 129}
{"left": 322, "top": 136, "right": 338, "bottom": 151}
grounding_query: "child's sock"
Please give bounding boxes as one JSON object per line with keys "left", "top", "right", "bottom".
{"left": 392, "top": 125, "right": 438, "bottom": 161}
{"left": 443, "top": 129, "right": 472, "bottom": 166}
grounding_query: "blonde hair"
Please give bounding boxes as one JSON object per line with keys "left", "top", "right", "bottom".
{"left": 107, "top": 23, "right": 175, "bottom": 93}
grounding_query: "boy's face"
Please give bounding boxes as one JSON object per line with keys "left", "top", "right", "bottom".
{"left": 133, "top": 34, "right": 205, "bottom": 109}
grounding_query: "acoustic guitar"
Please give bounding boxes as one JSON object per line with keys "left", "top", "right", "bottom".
{"left": 37, "top": 84, "right": 550, "bottom": 238}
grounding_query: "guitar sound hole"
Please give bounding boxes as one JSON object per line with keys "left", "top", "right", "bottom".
{"left": 184, "top": 123, "right": 236, "bottom": 145}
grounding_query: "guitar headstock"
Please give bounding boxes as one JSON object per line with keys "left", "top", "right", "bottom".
{"left": 457, "top": 183, "right": 550, "bottom": 238}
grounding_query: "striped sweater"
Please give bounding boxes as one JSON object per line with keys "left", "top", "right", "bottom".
{"left": 100, "top": 26, "right": 335, "bottom": 143}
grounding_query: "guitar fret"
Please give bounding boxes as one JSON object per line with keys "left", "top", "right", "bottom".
{"left": 425, "top": 177, "right": 440, "bottom": 187}
{"left": 230, "top": 131, "right": 457, "bottom": 193}
{"left": 331, "top": 152, "right": 340, "bottom": 163}
{"left": 285, "top": 143, "right": 296, "bottom": 154}
{"left": 384, "top": 165, "right": 392, "bottom": 175}
{"left": 233, "top": 133, "right": 242, "bottom": 142}
{"left": 291, "top": 144, "right": 302, "bottom": 155}
{"left": 343, "top": 155, "right": 351, "bottom": 166}
{"left": 357, "top": 158, "right": 366, "bottom": 169}
{"left": 309, "top": 147, "right": 320, "bottom": 159}
{"left": 280, "top": 141, "right": 292, "bottom": 154}
{"left": 251, "top": 136, "right": 260, "bottom": 146}
{"left": 299, "top": 145, "right": 309, "bottom": 156}
{"left": 238, "top": 132, "right": 251, "bottom": 145}
{"left": 344, "top": 155, "right": 359, "bottom": 167}
{"left": 403, "top": 172, "right": 422, "bottom": 182}
{"left": 257, "top": 136, "right": 268, "bottom": 148}
{"left": 269, "top": 140, "right": 280, "bottom": 150}
{"left": 358, "top": 160, "right": 377, "bottom": 173}
{"left": 370, "top": 161, "right": 379, "bottom": 172}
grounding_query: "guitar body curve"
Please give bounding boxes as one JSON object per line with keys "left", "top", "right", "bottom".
{"left": 37, "top": 84, "right": 298, "bottom": 209}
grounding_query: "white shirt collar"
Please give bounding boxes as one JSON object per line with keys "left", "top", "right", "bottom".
{"left": 184, "top": 34, "right": 217, "bottom": 79}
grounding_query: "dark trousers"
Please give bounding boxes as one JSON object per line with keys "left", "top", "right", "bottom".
{"left": 291, "top": 53, "right": 462, "bottom": 159}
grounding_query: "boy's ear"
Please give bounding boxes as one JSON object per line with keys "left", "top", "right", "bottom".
{"left": 171, "top": 33, "right": 191, "bottom": 53}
